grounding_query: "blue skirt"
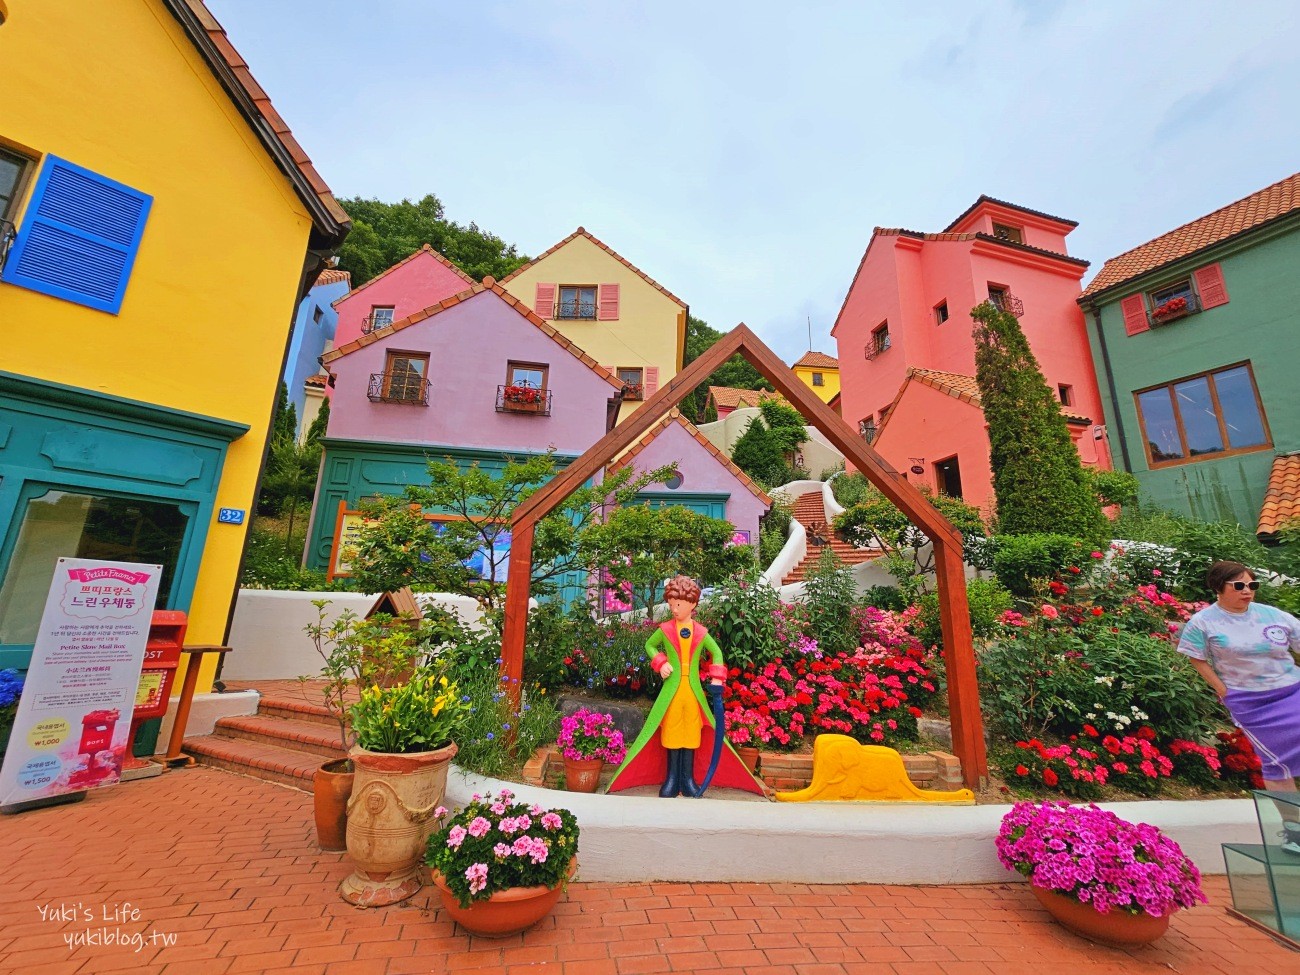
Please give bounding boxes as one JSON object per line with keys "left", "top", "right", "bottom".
{"left": 1225, "top": 681, "right": 1300, "bottom": 781}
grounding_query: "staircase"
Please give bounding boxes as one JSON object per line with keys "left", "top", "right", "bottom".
{"left": 183, "top": 683, "right": 346, "bottom": 791}
{"left": 781, "top": 490, "right": 881, "bottom": 585}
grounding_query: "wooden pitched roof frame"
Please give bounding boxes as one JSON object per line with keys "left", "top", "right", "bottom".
{"left": 500, "top": 324, "right": 988, "bottom": 788}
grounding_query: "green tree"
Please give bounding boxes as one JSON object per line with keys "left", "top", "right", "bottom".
{"left": 577, "top": 504, "right": 754, "bottom": 616}
{"left": 336, "top": 194, "right": 528, "bottom": 287}
{"left": 731, "top": 405, "right": 808, "bottom": 490}
{"left": 260, "top": 436, "right": 322, "bottom": 553}
{"left": 972, "top": 302, "right": 1106, "bottom": 541}
{"left": 305, "top": 398, "right": 330, "bottom": 446}
{"left": 679, "top": 316, "right": 773, "bottom": 421}
{"left": 270, "top": 381, "right": 297, "bottom": 445}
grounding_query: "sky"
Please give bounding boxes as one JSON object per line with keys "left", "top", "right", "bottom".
{"left": 207, "top": 0, "right": 1300, "bottom": 364}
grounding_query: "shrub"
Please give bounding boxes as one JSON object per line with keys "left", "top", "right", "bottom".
{"left": 991, "top": 533, "right": 1087, "bottom": 598}
{"left": 1086, "top": 469, "right": 1140, "bottom": 509}
{"left": 453, "top": 670, "right": 559, "bottom": 779}
{"left": 758, "top": 495, "right": 794, "bottom": 569}
{"left": 802, "top": 548, "right": 860, "bottom": 657}
{"left": 241, "top": 523, "right": 338, "bottom": 590}
{"left": 862, "top": 585, "right": 907, "bottom": 612}
{"left": 830, "top": 471, "right": 875, "bottom": 508}
{"left": 697, "top": 568, "right": 784, "bottom": 670}
{"left": 915, "top": 577, "right": 1013, "bottom": 650}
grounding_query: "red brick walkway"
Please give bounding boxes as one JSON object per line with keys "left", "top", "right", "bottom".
{"left": 1, "top": 766, "right": 1294, "bottom": 975}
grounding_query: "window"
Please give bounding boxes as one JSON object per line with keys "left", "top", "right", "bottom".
{"left": 866, "top": 322, "right": 891, "bottom": 358}
{"left": 812, "top": 372, "right": 824, "bottom": 387}
{"left": 878, "top": 404, "right": 892, "bottom": 424}
{"left": 0, "top": 146, "right": 33, "bottom": 223}
{"left": 1148, "top": 279, "right": 1198, "bottom": 325}
{"left": 1058, "top": 384, "right": 1073, "bottom": 406}
{"left": 934, "top": 456, "right": 963, "bottom": 499}
{"left": 556, "top": 285, "right": 597, "bottom": 320}
{"left": 1134, "top": 363, "right": 1270, "bottom": 467}
{"left": 365, "top": 306, "right": 395, "bottom": 332}
{"left": 372, "top": 350, "right": 428, "bottom": 404}
{"left": 0, "top": 490, "right": 189, "bottom": 646}
{"left": 992, "top": 223, "right": 1023, "bottom": 244}
{"left": 617, "top": 366, "right": 644, "bottom": 400}
{"left": 665, "top": 472, "right": 684, "bottom": 490}
{"left": 934, "top": 301, "right": 949, "bottom": 325}
{"left": 859, "top": 417, "right": 877, "bottom": 444}
{"left": 1, "top": 155, "right": 152, "bottom": 314}
{"left": 312, "top": 305, "right": 324, "bottom": 325}
{"left": 508, "top": 361, "right": 548, "bottom": 390}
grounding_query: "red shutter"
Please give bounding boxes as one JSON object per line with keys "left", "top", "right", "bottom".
{"left": 535, "top": 283, "right": 556, "bottom": 318}
{"left": 644, "top": 366, "right": 659, "bottom": 399}
{"left": 1120, "top": 294, "right": 1149, "bottom": 336}
{"left": 598, "top": 283, "right": 620, "bottom": 320}
{"left": 1193, "top": 263, "right": 1229, "bottom": 309}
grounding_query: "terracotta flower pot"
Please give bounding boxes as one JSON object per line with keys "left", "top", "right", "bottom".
{"left": 313, "top": 758, "right": 354, "bottom": 852}
{"left": 735, "top": 746, "right": 760, "bottom": 775}
{"left": 339, "top": 742, "right": 457, "bottom": 907}
{"left": 432, "top": 860, "right": 577, "bottom": 938}
{"left": 564, "top": 756, "right": 604, "bottom": 793}
{"left": 1031, "top": 886, "right": 1171, "bottom": 946}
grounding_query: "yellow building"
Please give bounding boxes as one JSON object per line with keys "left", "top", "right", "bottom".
{"left": 0, "top": 0, "right": 349, "bottom": 684}
{"left": 792, "top": 351, "right": 841, "bottom": 404}
{"left": 498, "top": 228, "right": 688, "bottom": 424}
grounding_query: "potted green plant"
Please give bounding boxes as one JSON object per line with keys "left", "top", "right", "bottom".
{"left": 339, "top": 668, "right": 469, "bottom": 907}
{"left": 556, "top": 708, "right": 626, "bottom": 792}
{"left": 426, "top": 788, "right": 579, "bottom": 937}
{"left": 302, "top": 602, "right": 430, "bottom": 852}
{"left": 996, "top": 801, "right": 1206, "bottom": 946}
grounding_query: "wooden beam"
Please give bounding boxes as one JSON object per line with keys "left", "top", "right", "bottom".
{"left": 500, "top": 522, "right": 534, "bottom": 712}
{"left": 933, "top": 537, "right": 988, "bottom": 789}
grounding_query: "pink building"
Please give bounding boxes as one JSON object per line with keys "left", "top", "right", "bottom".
{"left": 831, "top": 197, "right": 1110, "bottom": 514}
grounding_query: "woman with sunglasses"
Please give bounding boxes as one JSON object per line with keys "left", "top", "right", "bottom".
{"left": 1178, "top": 560, "right": 1300, "bottom": 853}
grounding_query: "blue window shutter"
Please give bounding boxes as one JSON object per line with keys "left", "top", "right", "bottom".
{"left": 1, "top": 156, "right": 152, "bottom": 314}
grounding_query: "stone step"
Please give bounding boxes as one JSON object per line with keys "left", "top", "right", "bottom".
{"left": 184, "top": 734, "right": 325, "bottom": 792}
{"left": 256, "top": 694, "right": 339, "bottom": 728}
{"left": 213, "top": 713, "right": 349, "bottom": 760}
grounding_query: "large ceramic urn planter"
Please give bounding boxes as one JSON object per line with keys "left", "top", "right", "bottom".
{"left": 340, "top": 742, "right": 457, "bottom": 907}
{"left": 1031, "top": 886, "right": 1171, "bottom": 946}
{"left": 313, "top": 758, "right": 354, "bottom": 852}
{"left": 431, "top": 860, "right": 577, "bottom": 937}
{"left": 563, "top": 757, "right": 603, "bottom": 793}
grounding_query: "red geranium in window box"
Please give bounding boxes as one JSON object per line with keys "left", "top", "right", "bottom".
{"left": 1152, "top": 296, "right": 1189, "bottom": 320}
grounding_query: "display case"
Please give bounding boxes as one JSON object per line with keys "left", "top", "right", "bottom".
{"left": 1223, "top": 790, "right": 1300, "bottom": 948}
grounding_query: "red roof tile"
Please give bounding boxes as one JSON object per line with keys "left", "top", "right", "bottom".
{"left": 303, "top": 373, "right": 329, "bottom": 388}
{"left": 499, "top": 227, "right": 687, "bottom": 309}
{"left": 1082, "top": 172, "right": 1300, "bottom": 299}
{"left": 330, "top": 244, "right": 473, "bottom": 309}
{"left": 707, "top": 386, "right": 789, "bottom": 411}
{"left": 167, "top": 1, "right": 349, "bottom": 244}
{"left": 793, "top": 351, "right": 839, "bottom": 369}
{"left": 320, "top": 276, "right": 622, "bottom": 389}
{"left": 609, "top": 411, "right": 772, "bottom": 506}
{"left": 313, "top": 268, "right": 351, "bottom": 288}
{"left": 1258, "top": 453, "right": 1300, "bottom": 538}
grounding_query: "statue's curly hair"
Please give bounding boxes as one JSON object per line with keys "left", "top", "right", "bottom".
{"left": 662, "top": 574, "right": 701, "bottom": 605}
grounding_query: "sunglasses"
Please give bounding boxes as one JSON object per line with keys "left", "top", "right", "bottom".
{"left": 1227, "top": 581, "right": 1260, "bottom": 592}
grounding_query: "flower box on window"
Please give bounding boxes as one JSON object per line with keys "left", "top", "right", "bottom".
{"left": 623, "top": 383, "right": 644, "bottom": 401}
{"left": 1149, "top": 293, "right": 1199, "bottom": 326}
{"left": 497, "top": 384, "right": 552, "bottom": 415}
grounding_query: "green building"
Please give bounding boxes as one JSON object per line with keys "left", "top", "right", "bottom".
{"left": 1078, "top": 173, "right": 1300, "bottom": 535}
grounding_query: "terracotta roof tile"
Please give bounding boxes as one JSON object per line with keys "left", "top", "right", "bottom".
{"left": 498, "top": 227, "right": 687, "bottom": 309}
{"left": 1257, "top": 453, "right": 1300, "bottom": 538}
{"left": 171, "top": 1, "right": 349, "bottom": 242}
{"left": 320, "top": 276, "right": 622, "bottom": 390}
{"left": 609, "top": 410, "right": 772, "bottom": 506}
{"left": 794, "top": 351, "right": 839, "bottom": 369}
{"left": 1082, "top": 172, "right": 1300, "bottom": 299}
{"left": 312, "top": 267, "right": 351, "bottom": 288}
{"left": 875, "top": 368, "right": 1091, "bottom": 440}
{"left": 943, "top": 195, "right": 1079, "bottom": 232}
{"left": 330, "top": 244, "right": 474, "bottom": 308}
{"left": 707, "top": 386, "right": 789, "bottom": 411}
{"left": 303, "top": 373, "right": 329, "bottom": 388}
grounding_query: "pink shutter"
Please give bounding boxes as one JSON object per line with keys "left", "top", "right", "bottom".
{"left": 598, "top": 283, "right": 620, "bottom": 320}
{"left": 535, "top": 283, "right": 556, "bottom": 318}
{"left": 644, "top": 366, "right": 660, "bottom": 399}
{"left": 1193, "top": 263, "right": 1229, "bottom": 309}
{"left": 1120, "top": 294, "right": 1149, "bottom": 336}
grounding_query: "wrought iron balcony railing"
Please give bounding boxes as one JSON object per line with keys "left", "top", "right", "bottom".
{"left": 864, "top": 334, "right": 891, "bottom": 360}
{"left": 1149, "top": 292, "right": 1200, "bottom": 326}
{"left": 496, "top": 383, "right": 552, "bottom": 416}
{"left": 367, "top": 372, "right": 430, "bottom": 405}
{"left": 554, "top": 300, "right": 597, "bottom": 320}
{"left": 360, "top": 313, "right": 395, "bottom": 334}
{"left": 987, "top": 292, "right": 1024, "bottom": 317}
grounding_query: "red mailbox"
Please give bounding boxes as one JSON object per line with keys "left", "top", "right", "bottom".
{"left": 79, "top": 709, "right": 119, "bottom": 753}
{"left": 122, "top": 610, "right": 187, "bottom": 775}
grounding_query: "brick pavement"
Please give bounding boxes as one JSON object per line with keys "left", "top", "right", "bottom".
{"left": 1, "top": 765, "right": 1294, "bottom": 975}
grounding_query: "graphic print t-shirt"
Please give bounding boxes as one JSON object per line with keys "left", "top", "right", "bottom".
{"left": 1177, "top": 603, "right": 1300, "bottom": 692}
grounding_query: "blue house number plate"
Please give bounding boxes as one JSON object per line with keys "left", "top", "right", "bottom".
{"left": 218, "top": 508, "right": 246, "bottom": 525}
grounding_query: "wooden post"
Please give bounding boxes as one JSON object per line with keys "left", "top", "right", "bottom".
{"left": 500, "top": 523, "right": 534, "bottom": 714}
{"left": 933, "top": 539, "right": 987, "bottom": 789}
{"left": 164, "top": 645, "right": 232, "bottom": 767}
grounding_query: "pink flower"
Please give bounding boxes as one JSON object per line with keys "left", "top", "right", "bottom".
{"left": 1040, "top": 605, "right": 1060, "bottom": 619}
{"left": 1091, "top": 551, "right": 1103, "bottom": 559}
{"left": 467, "top": 816, "right": 491, "bottom": 838}
{"left": 434, "top": 806, "right": 448, "bottom": 819}
{"left": 490, "top": 802, "right": 507, "bottom": 815}
{"left": 1152, "top": 569, "right": 1162, "bottom": 577}
{"left": 541, "top": 812, "right": 563, "bottom": 831}
{"left": 446, "top": 825, "right": 467, "bottom": 849}
{"left": 465, "top": 862, "right": 489, "bottom": 895}
{"left": 493, "top": 843, "right": 510, "bottom": 857}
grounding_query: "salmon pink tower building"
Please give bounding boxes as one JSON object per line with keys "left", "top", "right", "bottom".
{"left": 831, "top": 196, "right": 1110, "bottom": 514}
